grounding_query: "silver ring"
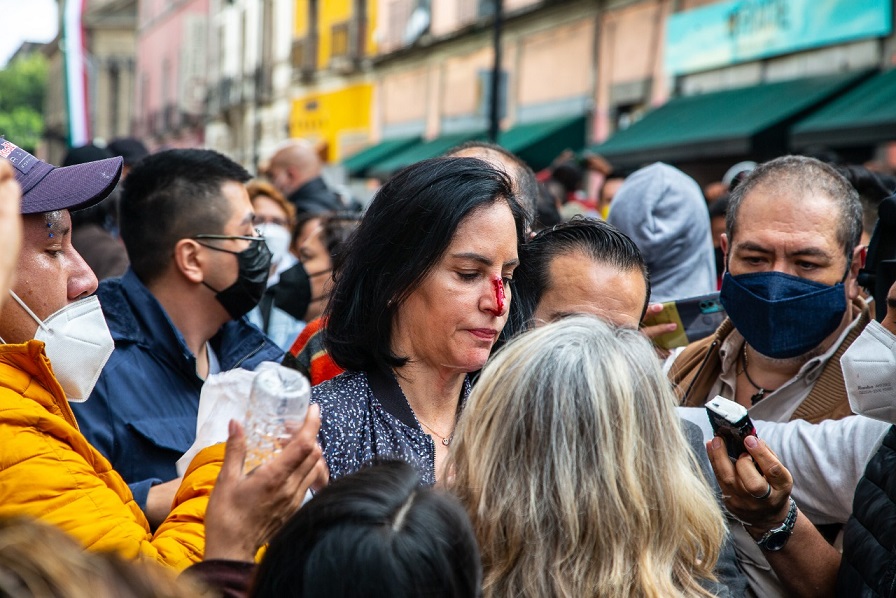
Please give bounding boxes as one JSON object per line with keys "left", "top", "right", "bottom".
{"left": 750, "top": 482, "right": 772, "bottom": 500}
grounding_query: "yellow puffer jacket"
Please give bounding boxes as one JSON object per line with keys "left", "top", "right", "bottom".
{"left": 0, "top": 340, "right": 223, "bottom": 571}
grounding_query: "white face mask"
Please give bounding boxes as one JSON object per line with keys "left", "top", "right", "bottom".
{"left": 841, "top": 319, "right": 896, "bottom": 423}
{"left": 259, "top": 223, "right": 293, "bottom": 269}
{"left": 6, "top": 291, "right": 114, "bottom": 402}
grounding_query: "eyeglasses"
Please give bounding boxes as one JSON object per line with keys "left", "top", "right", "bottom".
{"left": 252, "top": 215, "right": 290, "bottom": 228}
{"left": 192, "top": 231, "right": 263, "bottom": 243}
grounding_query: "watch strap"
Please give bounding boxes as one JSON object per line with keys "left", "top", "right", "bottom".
{"left": 755, "top": 496, "right": 798, "bottom": 551}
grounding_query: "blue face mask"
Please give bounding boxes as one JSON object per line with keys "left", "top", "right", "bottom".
{"left": 719, "top": 271, "right": 848, "bottom": 359}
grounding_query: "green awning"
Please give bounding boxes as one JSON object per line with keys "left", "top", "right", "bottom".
{"left": 791, "top": 69, "right": 896, "bottom": 149}
{"left": 589, "top": 71, "right": 870, "bottom": 167}
{"left": 498, "top": 115, "right": 587, "bottom": 171}
{"left": 342, "top": 137, "right": 421, "bottom": 177}
{"left": 368, "top": 131, "right": 486, "bottom": 179}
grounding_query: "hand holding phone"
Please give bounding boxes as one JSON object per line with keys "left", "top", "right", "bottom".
{"left": 642, "top": 292, "right": 726, "bottom": 350}
{"left": 706, "top": 395, "right": 757, "bottom": 461}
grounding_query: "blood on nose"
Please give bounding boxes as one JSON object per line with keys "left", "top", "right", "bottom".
{"left": 490, "top": 277, "right": 506, "bottom": 316}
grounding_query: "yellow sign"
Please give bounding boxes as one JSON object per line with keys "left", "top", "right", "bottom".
{"left": 289, "top": 83, "right": 373, "bottom": 162}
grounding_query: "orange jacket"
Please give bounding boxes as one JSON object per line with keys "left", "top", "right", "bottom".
{"left": 0, "top": 340, "right": 222, "bottom": 570}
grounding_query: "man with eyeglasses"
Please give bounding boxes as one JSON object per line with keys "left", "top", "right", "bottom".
{"left": 71, "top": 149, "right": 284, "bottom": 528}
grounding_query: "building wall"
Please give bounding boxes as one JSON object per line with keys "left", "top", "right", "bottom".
{"left": 594, "top": 0, "right": 670, "bottom": 142}
{"left": 286, "top": 0, "right": 379, "bottom": 164}
{"left": 373, "top": 0, "right": 597, "bottom": 146}
{"left": 135, "top": 0, "right": 209, "bottom": 149}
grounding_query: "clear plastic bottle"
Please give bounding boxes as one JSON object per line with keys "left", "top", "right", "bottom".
{"left": 242, "top": 364, "right": 310, "bottom": 474}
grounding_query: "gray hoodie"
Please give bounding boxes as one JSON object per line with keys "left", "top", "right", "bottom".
{"left": 607, "top": 162, "right": 716, "bottom": 302}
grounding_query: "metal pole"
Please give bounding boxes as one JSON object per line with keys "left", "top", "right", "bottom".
{"left": 488, "top": 0, "right": 503, "bottom": 143}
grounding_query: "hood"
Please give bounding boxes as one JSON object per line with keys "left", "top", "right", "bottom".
{"left": 607, "top": 162, "right": 716, "bottom": 302}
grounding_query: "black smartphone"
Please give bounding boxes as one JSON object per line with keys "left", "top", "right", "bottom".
{"left": 706, "top": 395, "right": 757, "bottom": 461}
{"left": 642, "top": 292, "right": 726, "bottom": 350}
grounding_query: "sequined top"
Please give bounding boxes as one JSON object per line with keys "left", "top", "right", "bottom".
{"left": 312, "top": 369, "right": 471, "bottom": 486}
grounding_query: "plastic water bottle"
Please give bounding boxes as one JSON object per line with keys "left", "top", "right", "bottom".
{"left": 243, "top": 364, "right": 310, "bottom": 474}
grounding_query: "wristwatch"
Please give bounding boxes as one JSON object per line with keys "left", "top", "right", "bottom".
{"left": 755, "top": 497, "right": 798, "bottom": 551}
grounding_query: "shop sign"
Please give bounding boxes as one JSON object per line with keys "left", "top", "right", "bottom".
{"left": 666, "top": 0, "right": 891, "bottom": 76}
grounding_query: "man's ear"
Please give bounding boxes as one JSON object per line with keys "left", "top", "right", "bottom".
{"left": 720, "top": 233, "right": 729, "bottom": 273}
{"left": 173, "top": 239, "right": 205, "bottom": 283}
{"left": 846, "top": 244, "right": 865, "bottom": 300}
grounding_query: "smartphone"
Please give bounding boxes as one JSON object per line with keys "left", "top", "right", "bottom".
{"left": 642, "top": 292, "right": 726, "bottom": 350}
{"left": 706, "top": 395, "right": 757, "bottom": 461}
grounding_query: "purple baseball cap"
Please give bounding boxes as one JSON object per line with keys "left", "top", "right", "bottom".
{"left": 0, "top": 138, "right": 123, "bottom": 215}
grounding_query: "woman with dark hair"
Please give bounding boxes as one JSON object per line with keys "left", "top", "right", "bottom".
{"left": 289, "top": 212, "right": 363, "bottom": 384}
{"left": 250, "top": 461, "right": 481, "bottom": 598}
{"left": 313, "top": 157, "right": 526, "bottom": 484}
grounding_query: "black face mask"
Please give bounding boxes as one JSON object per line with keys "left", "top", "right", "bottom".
{"left": 271, "top": 261, "right": 332, "bottom": 321}
{"left": 195, "top": 235, "right": 272, "bottom": 319}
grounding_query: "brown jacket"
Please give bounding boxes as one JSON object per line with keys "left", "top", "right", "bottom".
{"left": 669, "top": 300, "right": 871, "bottom": 424}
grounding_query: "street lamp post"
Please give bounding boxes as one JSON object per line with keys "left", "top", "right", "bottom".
{"left": 488, "top": 0, "right": 503, "bottom": 143}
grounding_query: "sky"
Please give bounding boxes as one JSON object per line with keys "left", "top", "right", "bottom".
{"left": 0, "top": 0, "right": 59, "bottom": 68}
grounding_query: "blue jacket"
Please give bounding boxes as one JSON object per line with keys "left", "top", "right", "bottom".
{"left": 72, "top": 269, "right": 283, "bottom": 510}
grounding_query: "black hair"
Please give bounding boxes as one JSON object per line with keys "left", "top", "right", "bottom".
{"left": 250, "top": 461, "right": 482, "bottom": 598}
{"left": 835, "top": 164, "right": 896, "bottom": 236}
{"left": 727, "top": 155, "right": 863, "bottom": 259}
{"left": 533, "top": 182, "right": 563, "bottom": 232}
{"left": 708, "top": 194, "right": 729, "bottom": 219}
{"left": 550, "top": 159, "right": 583, "bottom": 194}
{"left": 318, "top": 212, "right": 363, "bottom": 261}
{"left": 447, "top": 141, "right": 538, "bottom": 227}
{"left": 119, "top": 149, "right": 251, "bottom": 283}
{"left": 511, "top": 216, "right": 651, "bottom": 331}
{"left": 324, "top": 156, "right": 525, "bottom": 373}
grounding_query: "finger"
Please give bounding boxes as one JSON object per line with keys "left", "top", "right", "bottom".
{"left": 219, "top": 419, "right": 247, "bottom": 483}
{"left": 642, "top": 322, "right": 678, "bottom": 339}
{"left": 706, "top": 436, "right": 738, "bottom": 491}
{"left": 733, "top": 452, "right": 770, "bottom": 498}
{"left": 0, "top": 160, "right": 12, "bottom": 180}
{"left": 264, "top": 420, "right": 322, "bottom": 484}
{"left": 310, "top": 458, "right": 329, "bottom": 492}
{"left": 743, "top": 436, "right": 793, "bottom": 492}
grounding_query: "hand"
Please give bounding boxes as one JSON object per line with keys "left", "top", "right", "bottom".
{"left": 640, "top": 303, "right": 678, "bottom": 358}
{"left": 640, "top": 302, "right": 678, "bottom": 339}
{"left": 549, "top": 149, "right": 575, "bottom": 169}
{"left": 145, "top": 477, "right": 183, "bottom": 529}
{"left": 203, "top": 404, "right": 329, "bottom": 561}
{"left": 707, "top": 434, "right": 793, "bottom": 536}
{"left": 0, "top": 160, "right": 21, "bottom": 303}
{"left": 883, "top": 279, "right": 896, "bottom": 336}
{"left": 582, "top": 153, "right": 613, "bottom": 176}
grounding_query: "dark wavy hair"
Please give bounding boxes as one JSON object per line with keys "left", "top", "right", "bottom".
{"left": 250, "top": 461, "right": 482, "bottom": 598}
{"left": 324, "top": 156, "right": 525, "bottom": 373}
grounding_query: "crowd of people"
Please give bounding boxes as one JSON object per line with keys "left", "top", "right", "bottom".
{"left": 0, "top": 129, "right": 895, "bottom": 598}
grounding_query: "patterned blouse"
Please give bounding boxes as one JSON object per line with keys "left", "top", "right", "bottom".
{"left": 311, "top": 369, "right": 471, "bottom": 485}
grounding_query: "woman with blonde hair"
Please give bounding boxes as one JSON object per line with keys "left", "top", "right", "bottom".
{"left": 450, "top": 315, "right": 728, "bottom": 598}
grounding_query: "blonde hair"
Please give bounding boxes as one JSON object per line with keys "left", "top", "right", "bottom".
{"left": 449, "top": 315, "right": 726, "bottom": 598}
{"left": 0, "top": 516, "right": 210, "bottom": 598}
{"left": 246, "top": 179, "right": 296, "bottom": 225}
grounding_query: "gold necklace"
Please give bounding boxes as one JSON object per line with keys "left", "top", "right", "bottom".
{"left": 417, "top": 417, "right": 454, "bottom": 447}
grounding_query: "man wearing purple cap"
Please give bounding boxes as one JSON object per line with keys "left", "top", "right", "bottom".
{"left": 0, "top": 139, "right": 327, "bottom": 571}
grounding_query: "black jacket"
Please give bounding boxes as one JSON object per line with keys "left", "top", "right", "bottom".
{"left": 837, "top": 425, "right": 896, "bottom": 597}
{"left": 287, "top": 177, "right": 344, "bottom": 215}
